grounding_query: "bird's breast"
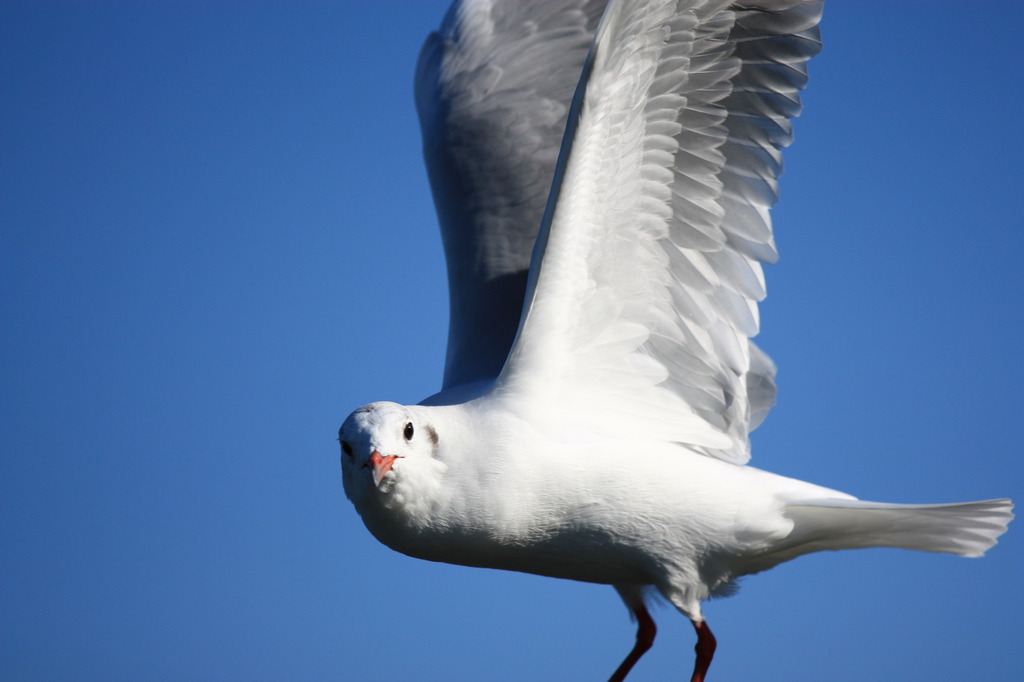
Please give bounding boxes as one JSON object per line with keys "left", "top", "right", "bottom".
{"left": 355, "top": 454, "right": 678, "bottom": 585}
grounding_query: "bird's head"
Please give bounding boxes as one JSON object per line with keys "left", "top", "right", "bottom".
{"left": 339, "top": 401, "right": 442, "bottom": 513}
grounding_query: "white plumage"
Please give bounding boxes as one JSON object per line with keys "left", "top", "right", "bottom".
{"left": 339, "top": 1, "right": 1013, "bottom": 680}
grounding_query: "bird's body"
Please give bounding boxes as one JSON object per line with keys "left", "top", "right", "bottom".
{"left": 339, "top": 0, "right": 1013, "bottom": 678}
{"left": 347, "top": 401, "right": 826, "bottom": 585}
{"left": 343, "top": 400, "right": 1006, "bottom": 622}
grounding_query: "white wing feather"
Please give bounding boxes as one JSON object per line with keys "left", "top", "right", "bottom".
{"left": 416, "top": 0, "right": 606, "bottom": 391}
{"left": 497, "top": 0, "right": 822, "bottom": 462}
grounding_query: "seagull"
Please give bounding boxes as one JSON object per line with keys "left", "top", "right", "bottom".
{"left": 338, "top": 1, "right": 1014, "bottom": 680}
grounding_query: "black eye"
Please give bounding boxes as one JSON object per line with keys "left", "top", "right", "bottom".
{"left": 341, "top": 441, "right": 353, "bottom": 458}
{"left": 403, "top": 422, "right": 414, "bottom": 441}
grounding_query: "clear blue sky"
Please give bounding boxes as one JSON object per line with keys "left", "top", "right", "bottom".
{"left": 3, "top": 2, "right": 1021, "bottom": 680}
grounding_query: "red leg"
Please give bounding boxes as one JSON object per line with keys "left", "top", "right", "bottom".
{"left": 690, "top": 620, "right": 717, "bottom": 682}
{"left": 608, "top": 602, "right": 657, "bottom": 682}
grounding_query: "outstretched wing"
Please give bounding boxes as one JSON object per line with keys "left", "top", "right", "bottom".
{"left": 416, "top": 0, "right": 607, "bottom": 392}
{"left": 497, "top": 0, "right": 823, "bottom": 463}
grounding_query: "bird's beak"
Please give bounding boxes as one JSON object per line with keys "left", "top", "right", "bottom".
{"left": 369, "top": 450, "right": 399, "bottom": 487}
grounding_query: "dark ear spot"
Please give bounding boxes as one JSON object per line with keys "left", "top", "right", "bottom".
{"left": 425, "top": 424, "right": 439, "bottom": 450}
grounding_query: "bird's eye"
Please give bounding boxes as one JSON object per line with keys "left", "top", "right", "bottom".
{"left": 403, "top": 422, "right": 414, "bottom": 441}
{"left": 341, "top": 441, "right": 353, "bottom": 458}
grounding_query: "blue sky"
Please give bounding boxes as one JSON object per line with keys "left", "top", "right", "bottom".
{"left": 2, "top": 2, "right": 1021, "bottom": 680}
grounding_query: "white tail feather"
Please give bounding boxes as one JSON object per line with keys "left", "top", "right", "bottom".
{"left": 751, "top": 498, "right": 1014, "bottom": 572}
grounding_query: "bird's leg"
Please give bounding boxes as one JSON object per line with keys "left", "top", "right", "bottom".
{"left": 607, "top": 602, "right": 656, "bottom": 682}
{"left": 689, "top": 619, "right": 717, "bottom": 682}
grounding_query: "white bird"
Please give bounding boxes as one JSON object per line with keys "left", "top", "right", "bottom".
{"left": 338, "top": 1, "right": 1014, "bottom": 680}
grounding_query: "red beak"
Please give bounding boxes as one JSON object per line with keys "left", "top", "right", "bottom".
{"left": 369, "top": 450, "right": 399, "bottom": 487}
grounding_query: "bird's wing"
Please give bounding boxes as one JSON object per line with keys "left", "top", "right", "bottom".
{"left": 416, "top": 0, "right": 608, "bottom": 392}
{"left": 496, "top": 0, "right": 823, "bottom": 463}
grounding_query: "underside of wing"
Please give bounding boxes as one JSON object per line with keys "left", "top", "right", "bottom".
{"left": 498, "top": 0, "right": 823, "bottom": 463}
{"left": 416, "top": 0, "right": 607, "bottom": 392}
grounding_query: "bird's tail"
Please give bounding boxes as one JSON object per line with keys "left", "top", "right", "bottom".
{"left": 754, "top": 498, "right": 1013, "bottom": 570}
